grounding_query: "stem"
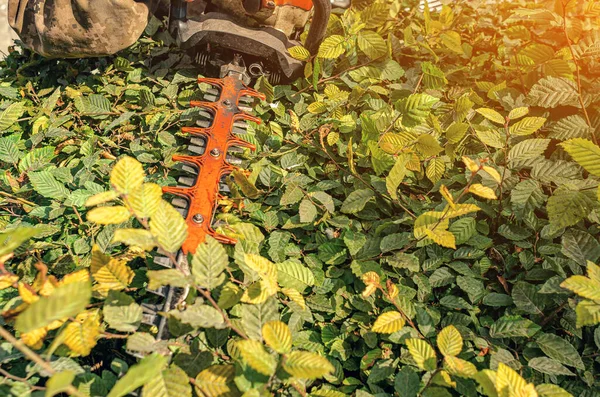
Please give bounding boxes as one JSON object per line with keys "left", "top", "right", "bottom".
{"left": 561, "top": 5, "right": 596, "bottom": 144}
{"left": 0, "top": 367, "right": 45, "bottom": 391}
{"left": 0, "top": 326, "right": 86, "bottom": 397}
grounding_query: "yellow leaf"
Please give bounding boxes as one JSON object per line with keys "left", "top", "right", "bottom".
{"left": 241, "top": 281, "right": 276, "bottom": 305}
{"left": 425, "top": 228, "right": 456, "bottom": 249}
{"left": 60, "top": 270, "right": 91, "bottom": 287}
{"left": 414, "top": 211, "right": 449, "bottom": 240}
{"left": 87, "top": 206, "right": 131, "bottom": 225}
{"left": 372, "top": 311, "right": 405, "bottom": 334}
{"left": 127, "top": 183, "right": 162, "bottom": 218}
{"left": 586, "top": 261, "right": 600, "bottom": 284}
{"left": 236, "top": 340, "right": 277, "bottom": 376}
{"left": 283, "top": 351, "right": 334, "bottom": 379}
{"left": 462, "top": 156, "right": 480, "bottom": 173}
{"left": 444, "top": 203, "right": 481, "bottom": 218}
{"left": 440, "top": 185, "right": 455, "bottom": 208}
{"left": 431, "top": 370, "right": 456, "bottom": 388}
{"left": 560, "top": 275, "right": 600, "bottom": 301}
{"left": 508, "top": 107, "right": 529, "bottom": 120}
{"left": 281, "top": 287, "right": 306, "bottom": 310}
{"left": 262, "top": 321, "right": 292, "bottom": 354}
{"left": 84, "top": 190, "right": 119, "bottom": 207}
{"left": 0, "top": 274, "right": 18, "bottom": 290}
{"left": 406, "top": 338, "right": 437, "bottom": 371}
{"left": 150, "top": 200, "right": 188, "bottom": 254}
{"left": 496, "top": 363, "right": 529, "bottom": 397}
{"left": 362, "top": 271, "right": 380, "bottom": 286}
{"left": 18, "top": 282, "right": 38, "bottom": 304}
{"left": 62, "top": 310, "right": 102, "bottom": 356}
{"left": 93, "top": 259, "right": 134, "bottom": 297}
{"left": 387, "top": 283, "right": 399, "bottom": 299}
{"left": 91, "top": 245, "right": 111, "bottom": 274}
{"left": 21, "top": 327, "right": 47, "bottom": 349}
{"left": 469, "top": 184, "right": 498, "bottom": 200}
{"left": 362, "top": 284, "right": 378, "bottom": 298}
{"left": 194, "top": 365, "right": 238, "bottom": 397}
{"left": 110, "top": 156, "right": 145, "bottom": 195}
{"left": 483, "top": 166, "right": 502, "bottom": 184}
{"left": 437, "top": 325, "right": 463, "bottom": 357}
{"left": 443, "top": 355, "right": 477, "bottom": 378}
{"left": 476, "top": 108, "right": 505, "bottom": 125}
{"left": 112, "top": 229, "right": 157, "bottom": 251}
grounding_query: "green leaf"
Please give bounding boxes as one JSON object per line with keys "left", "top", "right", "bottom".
{"left": 0, "top": 227, "right": 40, "bottom": 257}
{"left": 536, "top": 333, "right": 584, "bottom": 370}
{"left": 561, "top": 229, "right": 600, "bottom": 267}
{"left": 299, "top": 199, "right": 318, "bottom": 223}
{"left": 103, "top": 291, "right": 142, "bottom": 333}
{"left": 340, "top": 189, "right": 375, "bottom": 214}
{"left": 168, "top": 302, "right": 226, "bottom": 329}
{"left": 107, "top": 354, "right": 168, "bottom": 397}
{"left": 547, "top": 187, "right": 595, "bottom": 229}
{"left": 511, "top": 282, "right": 544, "bottom": 315}
{"left": 283, "top": 351, "right": 334, "bottom": 379}
{"left": 0, "top": 102, "right": 25, "bottom": 131}
{"left": 508, "top": 107, "right": 529, "bottom": 120}
{"left": 150, "top": 200, "right": 188, "bottom": 253}
{"left": 45, "top": 370, "right": 76, "bottom": 397}
{"left": 192, "top": 236, "right": 228, "bottom": 290}
{"left": 549, "top": 115, "right": 591, "bottom": 140}
{"left": 318, "top": 35, "right": 346, "bottom": 59}
{"left": 397, "top": 94, "right": 440, "bottom": 127}
{"left": 476, "top": 108, "right": 505, "bottom": 125}
{"left": 386, "top": 153, "right": 410, "bottom": 200}
{"left": 19, "top": 146, "right": 56, "bottom": 173}
{"left": 147, "top": 269, "right": 190, "bottom": 290}
{"left": 406, "top": 339, "right": 437, "bottom": 371}
{"left": 560, "top": 138, "right": 600, "bottom": 177}
{"left": 110, "top": 156, "right": 145, "bottom": 195}
{"left": 0, "top": 136, "right": 22, "bottom": 164}
{"left": 528, "top": 357, "right": 574, "bottom": 376}
{"left": 357, "top": 31, "right": 387, "bottom": 59}
{"left": 440, "top": 31, "right": 464, "bottom": 54}
{"left": 29, "top": 170, "right": 69, "bottom": 200}
{"left": 437, "top": 325, "right": 463, "bottom": 357}
{"left": 236, "top": 339, "right": 277, "bottom": 376}
{"left": 416, "top": 134, "right": 443, "bottom": 156}
{"left": 262, "top": 321, "right": 292, "bottom": 354}
{"left": 15, "top": 280, "right": 91, "bottom": 333}
{"left": 142, "top": 365, "right": 192, "bottom": 397}
{"left": 509, "top": 117, "right": 546, "bottom": 136}
{"left": 277, "top": 259, "right": 314, "bottom": 292}
{"left": 527, "top": 76, "right": 579, "bottom": 108}
{"left": 508, "top": 138, "right": 550, "bottom": 168}
{"left": 489, "top": 315, "right": 541, "bottom": 338}
{"left": 394, "top": 367, "right": 420, "bottom": 397}
{"left": 536, "top": 384, "right": 574, "bottom": 397}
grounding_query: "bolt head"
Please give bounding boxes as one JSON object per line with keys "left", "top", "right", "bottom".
{"left": 193, "top": 214, "right": 204, "bottom": 224}
{"left": 210, "top": 148, "right": 221, "bottom": 157}
{"left": 266, "top": 0, "right": 275, "bottom": 7}
{"left": 222, "top": 99, "right": 232, "bottom": 107}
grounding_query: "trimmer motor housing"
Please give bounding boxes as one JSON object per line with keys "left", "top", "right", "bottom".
{"left": 169, "top": 0, "right": 334, "bottom": 83}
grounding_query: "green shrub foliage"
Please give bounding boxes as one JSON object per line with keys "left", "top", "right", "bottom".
{"left": 1, "top": 0, "right": 600, "bottom": 395}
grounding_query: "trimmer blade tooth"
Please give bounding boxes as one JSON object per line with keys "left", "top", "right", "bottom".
{"left": 190, "top": 137, "right": 206, "bottom": 147}
{"left": 181, "top": 165, "right": 198, "bottom": 175}
{"left": 204, "top": 94, "right": 218, "bottom": 102}
{"left": 219, "top": 183, "right": 230, "bottom": 193}
{"left": 188, "top": 145, "right": 205, "bottom": 155}
{"left": 171, "top": 198, "right": 188, "bottom": 208}
{"left": 196, "top": 120, "right": 211, "bottom": 128}
{"left": 178, "top": 176, "right": 196, "bottom": 187}
{"left": 154, "top": 256, "right": 172, "bottom": 268}
{"left": 233, "top": 121, "right": 248, "bottom": 129}
{"left": 175, "top": 207, "right": 187, "bottom": 217}
{"left": 226, "top": 155, "right": 243, "bottom": 165}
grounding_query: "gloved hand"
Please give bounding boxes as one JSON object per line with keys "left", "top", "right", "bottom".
{"left": 8, "top": 0, "right": 161, "bottom": 57}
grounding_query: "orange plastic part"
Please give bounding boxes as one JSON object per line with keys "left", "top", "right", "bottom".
{"left": 164, "top": 75, "right": 265, "bottom": 254}
{"left": 262, "top": 0, "right": 313, "bottom": 11}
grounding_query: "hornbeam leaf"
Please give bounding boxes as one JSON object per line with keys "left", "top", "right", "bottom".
{"left": 372, "top": 311, "right": 405, "bottom": 334}
{"left": 527, "top": 76, "right": 579, "bottom": 108}
{"left": 289, "top": 46, "right": 311, "bottom": 61}
{"left": 93, "top": 258, "right": 135, "bottom": 296}
{"left": 406, "top": 339, "right": 437, "bottom": 371}
{"left": 62, "top": 310, "right": 102, "bottom": 356}
{"left": 283, "top": 351, "right": 334, "bottom": 379}
{"left": 29, "top": 170, "right": 69, "bottom": 200}
{"left": 103, "top": 291, "right": 143, "bottom": 333}
{"left": 150, "top": 200, "right": 188, "bottom": 253}
{"left": 575, "top": 300, "right": 600, "bottom": 327}
{"left": 262, "top": 321, "right": 292, "bottom": 354}
{"left": 443, "top": 356, "right": 477, "bottom": 378}
{"left": 357, "top": 30, "right": 387, "bottom": 59}
{"left": 560, "top": 138, "right": 600, "bottom": 177}
{"left": 476, "top": 108, "right": 505, "bottom": 125}
{"left": 112, "top": 229, "right": 156, "bottom": 251}
{"left": 107, "top": 354, "right": 168, "bottom": 397}
{"left": 15, "top": 280, "right": 91, "bottom": 334}
{"left": 468, "top": 184, "right": 497, "bottom": 200}
{"left": 509, "top": 117, "right": 546, "bottom": 136}
{"left": 110, "top": 156, "right": 145, "bottom": 195}
{"left": 318, "top": 35, "right": 346, "bottom": 59}
{"left": 194, "top": 365, "right": 238, "bottom": 397}
{"left": 127, "top": 183, "right": 162, "bottom": 218}
{"left": 192, "top": 236, "right": 228, "bottom": 290}
{"left": 437, "top": 325, "right": 463, "bottom": 357}
{"left": 87, "top": 206, "right": 131, "bottom": 225}
{"left": 560, "top": 275, "right": 600, "bottom": 301}
{"left": 0, "top": 102, "right": 25, "bottom": 131}
{"left": 236, "top": 340, "right": 276, "bottom": 376}
{"left": 142, "top": 365, "right": 192, "bottom": 397}
{"left": 547, "top": 187, "right": 595, "bottom": 229}
{"left": 386, "top": 153, "right": 410, "bottom": 200}
{"left": 340, "top": 189, "right": 375, "bottom": 214}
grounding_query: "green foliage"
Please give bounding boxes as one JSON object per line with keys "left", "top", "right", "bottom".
{"left": 1, "top": 0, "right": 600, "bottom": 396}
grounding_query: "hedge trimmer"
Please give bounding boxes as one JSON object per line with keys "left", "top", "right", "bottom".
{"left": 139, "top": 0, "right": 340, "bottom": 339}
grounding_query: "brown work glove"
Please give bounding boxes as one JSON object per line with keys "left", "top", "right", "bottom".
{"left": 8, "top": 0, "right": 161, "bottom": 57}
